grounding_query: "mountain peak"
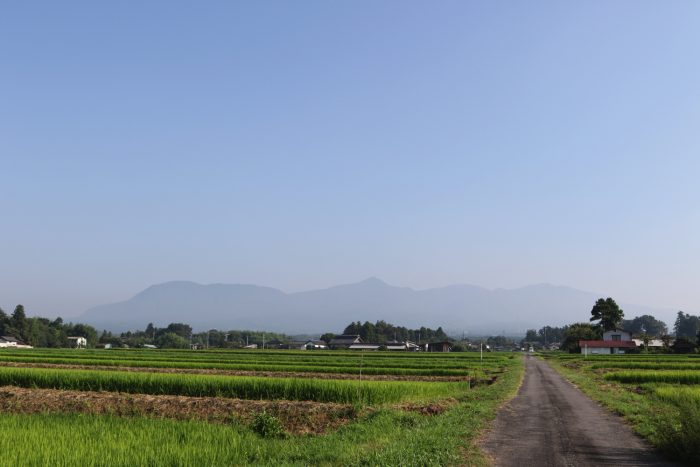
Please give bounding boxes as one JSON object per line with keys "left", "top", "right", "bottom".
{"left": 357, "top": 277, "right": 388, "bottom": 286}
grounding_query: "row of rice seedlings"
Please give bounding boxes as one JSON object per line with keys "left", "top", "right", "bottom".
{"left": 0, "top": 353, "right": 500, "bottom": 372}
{"left": 655, "top": 386, "right": 700, "bottom": 404}
{"left": 0, "top": 366, "right": 462, "bottom": 404}
{"left": 591, "top": 362, "right": 700, "bottom": 370}
{"left": 604, "top": 370, "right": 700, "bottom": 385}
{"left": 0, "top": 355, "right": 490, "bottom": 376}
{"left": 2, "top": 348, "right": 511, "bottom": 363}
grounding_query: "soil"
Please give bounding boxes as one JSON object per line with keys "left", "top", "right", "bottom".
{"left": 481, "top": 356, "right": 675, "bottom": 466}
{"left": 0, "top": 385, "right": 357, "bottom": 435}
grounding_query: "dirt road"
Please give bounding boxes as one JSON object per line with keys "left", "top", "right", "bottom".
{"left": 481, "top": 356, "right": 674, "bottom": 466}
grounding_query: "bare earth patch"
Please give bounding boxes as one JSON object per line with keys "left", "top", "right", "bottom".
{"left": 0, "top": 385, "right": 357, "bottom": 435}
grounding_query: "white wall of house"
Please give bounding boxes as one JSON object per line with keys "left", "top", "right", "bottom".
{"left": 603, "top": 330, "right": 631, "bottom": 341}
{"left": 581, "top": 347, "right": 611, "bottom": 355}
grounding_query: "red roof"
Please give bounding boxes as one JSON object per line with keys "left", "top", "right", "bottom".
{"left": 579, "top": 340, "right": 637, "bottom": 348}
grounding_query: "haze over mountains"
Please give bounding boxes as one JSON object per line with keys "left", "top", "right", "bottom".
{"left": 79, "top": 278, "right": 673, "bottom": 335}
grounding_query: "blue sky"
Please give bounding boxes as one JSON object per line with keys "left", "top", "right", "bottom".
{"left": 1, "top": 1, "right": 699, "bottom": 318}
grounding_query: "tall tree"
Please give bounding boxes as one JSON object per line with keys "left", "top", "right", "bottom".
{"left": 673, "top": 311, "right": 699, "bottom": 338}
{"left": 589, "top": 298, "right": 624, "bottom": 331}
{"left": 11, "top": 304, "right": 28, "bottom": 341}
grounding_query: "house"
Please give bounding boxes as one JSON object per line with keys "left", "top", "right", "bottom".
{"left": 0, "top": 336, "right": 33, "bottom": 349}
{"left": 579, "top": 340, "right": 636, "bottom": 355}
{"left": 348, "top": 343, "right": 381, "bottom": 351}
{"left": 329, "top": 334, "right": 363, "bottom": 349}
{"left": 427, "top": 341, "right": 452, "bottom": 352}
{"left": 67, "top": 336, "right": 87, "bottom": 348}
{"left": 580, "top": 328, "right": 636, "bottom": 355}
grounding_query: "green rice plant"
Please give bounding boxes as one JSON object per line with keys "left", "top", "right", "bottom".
{"left": 652, "top": 387, "right": 700, "bottom": 463}
{"left": 592, "top": 362, "right": 700, "bottom": 371}
{"left": 604, "top": 370, "right": 700, "bottom": 385}
{"left": 0, "top": 366, "right": 460, "bottom": 404}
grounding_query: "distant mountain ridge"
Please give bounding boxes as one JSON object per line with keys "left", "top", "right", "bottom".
{"left": 79, "top": 278, "right": 674, "bottom": 335}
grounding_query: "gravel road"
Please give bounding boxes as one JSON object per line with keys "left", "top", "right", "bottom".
{"left": 481, "top": 356, "right": 675, "bottom": 466}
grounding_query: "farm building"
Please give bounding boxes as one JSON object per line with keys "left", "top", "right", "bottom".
{"left": 427, "top": 341, "right": 452, "bottom": 352}
{"left": 632, "top": 338, "right": 666, "bottom": 349}
{"left": 348, "top": 343, "right": 381, "bottom": 351}
{"left": 0, "top": 336, "right": 33, "bottom": 349}
{"left": 329, "top": 335, "right": 363, "bottom": 349}
{"left": 385, "top": 340, "right": 420, "bottom": 351}
{"left": 67, "top": 336, "right": 87, "bottom": 348}
{"left": 580, "top": 329, "right": 636, "bottom": 354}
{"left": 305, "top": 340, "right": 328, "bottom": 350}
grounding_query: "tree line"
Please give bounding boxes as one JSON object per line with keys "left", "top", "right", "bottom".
{"left": 334, "top": 320, "right": 448, "bottom": 344}
{"left": 0, "top": 305, "right": 98, "bottom": 347}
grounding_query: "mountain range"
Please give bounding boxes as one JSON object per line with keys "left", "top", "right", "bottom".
{"left": 78, "top": 278, "right": 674, "bottom": 335}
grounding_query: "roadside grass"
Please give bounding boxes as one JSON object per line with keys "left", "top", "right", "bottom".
{"left": 0, "top": 356, "right": 524, "bottom": 466}
{"left": 544, "top": 354, "right": 699, "bottom": 464}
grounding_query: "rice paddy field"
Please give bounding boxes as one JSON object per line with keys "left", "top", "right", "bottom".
{"left": 544, "top": 352, "right": 700, "bottom": 464}
{"left": 0, "top": 347, "right": 523, "bottom": 466}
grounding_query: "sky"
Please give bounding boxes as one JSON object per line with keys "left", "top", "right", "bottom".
{"left": 1, "top": 1, "right": 699, "bottom": 319}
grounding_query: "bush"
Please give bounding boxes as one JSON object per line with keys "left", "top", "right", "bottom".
{"left": 653, "top": 396, "right": 700, "bottom": 463}
{"left": 251, "top": 411, "right": 285, "bottom": 438}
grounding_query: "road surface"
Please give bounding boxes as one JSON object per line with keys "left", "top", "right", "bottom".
{"left": 481, "top": 356, "right": 674, "bottom": 466}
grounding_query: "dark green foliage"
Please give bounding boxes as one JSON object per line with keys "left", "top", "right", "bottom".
{"left": 561, "top": 323, "right": 601, "bottom": 353}
{"left": 589, "top": 298, "right": 624, "bottom": 331}
{"left": 653, "top": 394, "right": 700, "bottom": 463}
{"left": 671, "top": 337, "right": 697, "bottom": 354}
{"left": 674, "top": 311, "right": 700, "bottom": 339}
{"left": 620, "top": 315, "right": 668, "bottom": 337}
{"left": 342, "top": 320, "right": 447, "bottom": 343}
{"left": 251, "top": 411, "right": 285, "bottom": 438}
{"left": 156, "top": 332, "right": 189, "bottom": 349}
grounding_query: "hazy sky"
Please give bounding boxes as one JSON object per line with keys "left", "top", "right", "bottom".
{"left": 2, "top": 1, "right": 699, "bottom": 318}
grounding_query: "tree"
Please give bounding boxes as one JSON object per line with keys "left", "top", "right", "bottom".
{"left": 11, "top": 304, "right": 28, "bottom": 341}
{"left": 320, "top": 333, "right": 335, "bottom": 344}
{"left": 524, "top": 329, "right": 538, "bottom": 343}
{"left": 674, "top": 311, "right": 699, "bottom": 338}
{"left": 157, "top": 332, "right": 189, "bottom": 349}
{"left": 671, "top": 336, "right": 697, "bottom": 354}
{"left": 589, "top": 298, "right": 624, "bottom": 332}
{"left": 561, "top": 323, "right": 601, "bottom": 353}
{"left": 620, "top": 315, "right": 668, "bottom": 336}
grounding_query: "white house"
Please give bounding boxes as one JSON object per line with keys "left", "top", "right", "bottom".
{"left": 580, "top": 328, "right": 636, "bottom": 355}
